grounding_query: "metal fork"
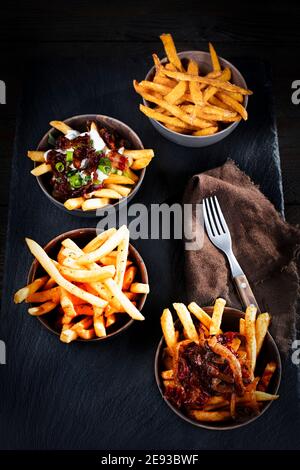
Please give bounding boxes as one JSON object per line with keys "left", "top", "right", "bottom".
{"left": 203, "top": 195, "right": 260, "bottom": 312}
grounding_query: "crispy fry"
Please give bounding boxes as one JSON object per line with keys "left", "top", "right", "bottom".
{"left": 160, "top": 33, "right": 183, "bottom": 71}
{"left": 78, "top": 225, "right": 128, "bottom": 264}
{"left": 256, "top": 312, "right": 271, "bottom": 357}
{"left": 104, "top": 277, "right": 145, "bottom": 321}
{"left": 209, "top": 42, "right": 221, "bottom": 72}
{"left": 56, "top": 263, "right": 115, "bottom": 283}
{"left": 122, "top": 168, "right": 139, "bottom": 183}
{"left": 31, "top": 163, "right": 52, "bottom": 176}
{"left": 64, "top": 197, "right": 85, "bottom": 211}
{"left": 105, "top": 184, "right": 131, "bottom": 197}
{"left": 122, "top": 266, "right": 137, "bottom": 291}
{"left": 123, "top": 149, "right": 154, "bottom": 159}
{"left": 49, "top": 120, "right": 73, "bottom": 134}
{"left": 188, "top": 302, "right": 212, "bottom": 330}
{"left": 164, "top": 80, "right": 187, "bottom": 104}
{"left": 216, "top": 92, "right": 248, "bottom": 120}
{"left": 28, "top": 300, "right": 58, "bottom": 316}
{"left": 187, "top": 60, "right": 203, "bottom": 105}
{"left": 161, "top": 308, "right": 177, "bottom": 352}
{"left": 210, "top": 298, "right": 226, "bottom": 335}
{"left": 139, "top": 104, "right": 188, "bottom": 129}
{"left": 173, "top": 303, "right": 198, "bottom": 342}
{"left": 82, "top": 228, "right": 117, "bottom": 253}
{"left": 190, "top": 410, "right": 231, "bottom": 422}
{"left": 257, "top": 362, "right": 277, "bottom": 392}
{"left": 27, "top": 151, "right": 45, "bottom": 162}
{"left": 130, "top": 282, "right": 150, "bottom": 294}
{"left": 115, "top": 226, "right": 129, "bottom": 289}
{"left": 161, "top": 369, "right": 174, "bottom": 380}
{"left": 130, "top": 157, "right": 152, "bottom": 170}
{"left": 81, "top": 198, "right": 110, "bottom": 211}
{"left": 26, "top": 286, "right": 61, "bottom": 303}
{"left": 103, "top": 174, "right": 135, "bottom": 185}
{"left": 93, "top": 306, "right": 106, "bottom": 337}
{"left": 14, "top": 276, "right": 48, "bottom": 303}
{"left": 91, "top": 189, "right": 122, "bottom": 199}
{"left": 240, "top": 317, "right": 245, "bottom": 335}
{"left": 245, "top": 305, "right": 257, "bottom": 372}
{"left": 193, "top": 127, "right": 218, "bottom": 136}
{"left": 25, "top": 238, "right": 107, "bottom": 308}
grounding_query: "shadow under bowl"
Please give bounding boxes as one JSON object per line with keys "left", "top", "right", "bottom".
{"left": 154, "top": 306, "right": 281, "bottom": 430}
{"left": 36, "top": 114, "right": 146, "bottom": 217}
{"left": 27, "top": 228, "right": 148, "bottom": 342}
{"left": 144, "top": 51, "right": 248, "bottom": 148}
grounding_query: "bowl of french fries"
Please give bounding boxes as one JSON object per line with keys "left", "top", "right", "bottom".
{"left": 28, "top": 114, "right": 155, "bottom": 217}
{"left": 14, "top": 226, "right": 149, "bottom": 342}
{"left": 155, "top": 300, "right": 281, "bottom": 429}
{"left": 134, "top": 34, "right": 252, "bottom": 147}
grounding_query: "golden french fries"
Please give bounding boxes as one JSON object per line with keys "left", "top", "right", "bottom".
{"left": 133, "top": 34, "right": 252, "bottom": 136}
{"left": 15, "top": 227, "right": 148, "bottom": 342}
{"left": 256, "top": 312, "right": 271, "bottom": 356}
{"left": 160, "top": 300, "right": 278, "bottom": 424}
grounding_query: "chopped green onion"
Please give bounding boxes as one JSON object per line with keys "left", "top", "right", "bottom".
{"left": 55, "top": 162, "right": 65, "bottom": 172}
{"left": 68, "top": 173, "right": 82, "bottom": 188}
{"left": 98, "top": 157, "right": 111, "bottom": 175}
{"left": 66, "top": 150, "right": 73, "bottom": 162}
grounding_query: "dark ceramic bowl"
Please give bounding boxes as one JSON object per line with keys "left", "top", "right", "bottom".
{"left": 35, "top": 114, "right": 146, "bottom": 218}
{"left": 155, "top": 306, "right": 281, "bottom": 430}
{"left": 144, "top": 51, "right": 248, "bottom": 147}
{"left": 27, "top": 228, "right": 148, "bottom": 342}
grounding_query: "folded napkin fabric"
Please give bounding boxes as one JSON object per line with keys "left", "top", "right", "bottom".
{"left": 184, "top": 160, "right": 300, "bottom": 356}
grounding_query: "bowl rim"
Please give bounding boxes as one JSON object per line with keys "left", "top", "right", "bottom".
{"left": 143, "top": 50, "right": 248, "bottom": 140}
{"left": 35, "top": 114, "right": 146, "bottom": 215}
{"left": 27, "top": 227, "right": 149, "bottom": 342}
{"left": 154, "top": 305, "right": 282, "bottom": 430}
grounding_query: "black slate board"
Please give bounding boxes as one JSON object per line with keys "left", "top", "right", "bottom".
{"left": 1, "top": 45, "right": 299, "bottom": 450}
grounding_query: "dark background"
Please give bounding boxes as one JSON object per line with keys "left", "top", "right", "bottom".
{"left": 1, "top": 1, "right": 300, "bottom": 289}
{"left": 0, "top": 0, "right": 299, "bottom": 452}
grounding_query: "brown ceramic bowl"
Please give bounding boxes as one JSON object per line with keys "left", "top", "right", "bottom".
{"left": 35, "top": 114, "right": 146, "bottom": 218}
{"left": 144, "top": 51, "right": 248, "bottom": 147}
{"left": 27, "top": 228, "right": 148, "bottom": 342}
{"left": 155, "top": 306, "right": 281, "bottom": 430}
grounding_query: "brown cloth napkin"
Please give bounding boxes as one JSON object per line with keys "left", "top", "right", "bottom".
{"left": 184, "top": 160, "right": 300, "bottom": 356}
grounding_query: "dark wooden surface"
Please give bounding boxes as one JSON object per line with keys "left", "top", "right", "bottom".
{"left": 0, "top": 1, "right": 300, "bottom": 451}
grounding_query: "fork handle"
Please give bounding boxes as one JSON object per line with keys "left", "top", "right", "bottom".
{"left": 233, "top": 274, "right": 261, "bottom": 313}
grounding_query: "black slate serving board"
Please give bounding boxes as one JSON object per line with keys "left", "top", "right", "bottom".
{"left": 1, "top": 46, "right": 299, "bottom": 450}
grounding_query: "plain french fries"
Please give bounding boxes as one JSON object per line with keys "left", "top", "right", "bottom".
{"left": 91, "top": 189, "right": 122, "bottom": 199}
{"left": 82, "top": 228, "right": 117, "bottom": 253}
{"left": 160, "top": 33, "right": 183, "bottom": 71}
{"left": 27, "top": 151, "right": 45, "bottom": 162}
{"left": 130, "top": 283, "right": 150, "bottom": 294}
{"left": 103, "top": 174, "right": 135, "bottom": 185}
{"left": 122, "top": 266, "right": 137, "bottom": 291}
{"left": 245, "top": 305, "right": 257, "bottom": 372}
{"left": 93, "top": 306, "right": 106, "bottom": 337}
{"left": 56, "top": 263, "right": 115, "bottom": 283}
{"left": 216, "top": 92, "right": 248, "bottom": 120}
{"left": 164, "top": 80, "right": 187, "bottom": 104}
{"left": 78, "top": 225, "right": 129, "bottom": 264}
{"left": 28, "top": 300, "right": 58, "bottom": 316}
{"left": 139, "top": 104, "right": 189, "bottom": 129}
{"left": 210, "top": 298, "right": 226, "bottom": 335}
{"left": 26, "top": 286, "right": 60, "bottom": 303}
{"left": 258, "top": 362, "right": 277, "bottom": 392}
{"left": 130, "top": 157, "right": 152, "bottom": 170}
{"left": 49, "top": 120, "right": 73, "bottom": 134}
{"left": 161, "top": 308, "right": 177, "bottom": 351}
{"left": 31, "top": 163, "right": 52, "bottom": 176}
{"left": 193, "top": 127, "right": 218, "bottom": 136}
{"left": 115, "top": 226, "right": 129, "bottom": 289}
{"left": 209, "top": 42, "right": 221, "bottom": 72}
{"left": 173, "top": 303, "right": 198, "bottom": 342}
{"left": 187, "top": 60, "right": 203, "bottom": 105}
{"left": 25, "top": 238, "right": 107, "bottom": 308}
{"left": 256, "top": 312, "right": 271, "bottom": 357}
{"left": 14, "top": 276, "right": 48, "bottom": 303}
{"left": 123, "top": 149, "right": 154, "bottom": 159}
{"left": 104, "top": 277, "right": 145, "bottom": 321}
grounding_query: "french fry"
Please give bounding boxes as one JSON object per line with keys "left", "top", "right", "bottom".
{"left": 161, "top": 370, "right": 174, "bottom": 380}
{"left": 60, "top": 287, "right": 77, "bottom": 318}
{"left": 256, "top": 313, "right": 270, "bottom": 357}
{"left": 123, "top": 149, "right": 154, "bottom": 160}
{"left": 74, "top": 304, "right": 94, "bottom": 316}
{"left": 82, "top": 228, "right": 117, "bottom": 253}
{"left": 26, "top": 286, "right": 61, "bottom": 303}
{"left": 161, "top": 308, "right": 177, "bottom": 352}
{"left": 131, "top": 157, "right": 152, "bottom": 170}
{"left": 43, "top": 277, "right": 57, "bottom": 290}
{"left": 56, "top": 263, "right": 115, "bottom": 283}
{"left": 104, "top": 277, "right": 145, "bottom": 321}
{"left": 245, "top": 305, "right": 257, "bottom": 372}
{"left": 188, "top": 302, "right": 212, "bottom": 330}
{"left": 190, "top": 410, "right": 231, "bottom": 422}
{"left": 257, "top": 362, "right": 277, "bottom": 392}
{"left": 193, "top": 127, "right": 218, "bottom": 136}
{"left": 210, "top": 298, "right": 226, "bottom": 335}
{"left": 105, "top": 184, "right": 131, "bottom": 197}
{"left": 25, "top": 238, "right": 107, "bottom": 308}
{"left": 60, "top": 327, "right": 78, "bottom": 344}
{"left": 49, "top": 120, "right": 73, "bottom": 135}
{"left": 14, "top": 276, "right": 48, "bottom": 303}
{"left": 31, "top": 163, "right": 52, "bottom": 176}
{"left": 122, "top": 266, "right": 137, "bottom": 291}
{"left": 216, "top": 92, "right": 248, "bottom": 120}
{"left": 209, "top": 42, "right": 221, "bottom": 72}
{"left": 164, "top": 80, "right": 187, "bottom": 104}
{"left": 240, "top": 318, "right": 245, "bottom": 335}
{"left": 122, "top": 168, "right": 139, "bottom": 183}
{"left": 139, "top": 104, "right": 189, "bottom": 129}
{"left": 130, "top": 283, "right": 150, "bottom": 294}
{"left": 106, "top": 313, "right": 117, "bottom": 328}
{"left": 103, "top": 174, "right": 135, "bottom": 185}
{"left": 27, "top": 151, "right": 45, "bottom": 162}
{"left": 64, "top": 197, "right": 85, "bottom": 211}
{"left": 81, "top": 198, "right": 110, "bottom": 211}
{"left": 160, "top": 33, "right": 183, "bottom": 71}
{"left": 77, "top": 225, "right": 129, "bottom": 264}
{"left": 28, "top": 300, "right": 58, "bottom": 316}
{"left": 91, "top": 189, "right": 122, "bottom": 199}
{"left": 187, "top": 60, "right": 203, "bottom": 105}
{"left": 173, "top": 303, "right": 198, "bottom": 342}
{"left": 115, "top": 226, "right": 129, "bottom": 289}
{"left": 93, "top": 306, "right": 106, "bottom": 337}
